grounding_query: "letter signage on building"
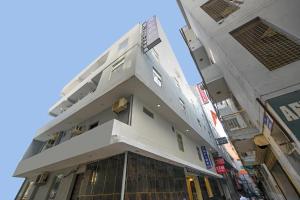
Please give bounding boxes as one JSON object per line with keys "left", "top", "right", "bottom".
{"left": 214, "top": 157, "right": 226, "bottom": 174}
{"left": 141, "top": 16, "right": 161, "bottom": 53}
{"left": 216, "top": 137, "right": 228, "bottom": 145}
{"left": 267, "top": 90, "right": 300, "bottom": 140}
{"left": 201, "top": 146, "right": 213, "bottom": 169}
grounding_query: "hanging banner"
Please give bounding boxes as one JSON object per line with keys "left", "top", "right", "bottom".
{"left": 214, "top": 157, "right": 226, "bottom": 174}
{"left": 215, "top": 165, "right": 227, "bottom": 174}
{"left": 141, "top": 16, "right": 161, "bottom": 53}
{"left": 201, "top": 146, "right": 213, "bottom": 169}
{"left": 196, "top": 84, "right": 209, "bottom": 104}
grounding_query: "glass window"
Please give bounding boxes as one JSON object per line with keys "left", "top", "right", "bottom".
{"left": 70, "top": 154, "right": 124, "bottom": 200}
{"left": 143, "top": 107, "right": 154, "bottom": 119}
{"left": 152, "top": 68, "right": 162, "bottom": 87}
{"left": 175, "top": 78, "right": 180, "bottom": 88}
{"left": 179, "top": 98, "right": 185, "bottom": 110}
{"left": 18, "top": 181, "right": 35, "bottom": 200}
{"left": 112, "top": 57, "right": 125, "bottom": 73}
{"left": 196, "top": 146, "right": 203, "bottom": 161}
{"left": 48, "top": 174, "right": 64, "bottom": 200}
{"left": 89, "top": 122, "right": 99, "bottom": 130}
{"left": 197, "top": 118, "right": 202, "bottom": 127}
{"left": 125, "top": 152, "right": 188, "bottom": 199}
{"left": 177, "top": 133, "right": 184, "bottom": 152}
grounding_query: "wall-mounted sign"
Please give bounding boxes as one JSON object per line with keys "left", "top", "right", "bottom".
{"left": 263, "top": 113, "right": 273, "bottom": 131}
{"left": 196, "top": 84, "right": 209, "bottom": 104}
{"left": 214, "top": 157, "right": 225, "bottom": 166}
{"left": 215, "top": 165, "right": 227, "bottom": 174}
{"left": 141, "top": 16, "right": 161, "bottom": 53}
{"left": 214, "top": 157, "right": 226, "bottom": 174}
{"left": 216, "top": 137, "right": 228, "bottom": 145}
{"left": 201, "top": 146, "right": 213, "bottom": 169}
{"left": 267, "top": 90, "right": 300, "bottom": 140}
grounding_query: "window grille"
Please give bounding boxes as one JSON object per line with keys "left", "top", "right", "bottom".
{"left": 201, "top": 0, "right": 239, "bottom": 22}
{"left": 230, "top": 17, "right": 300, "bottom": 70}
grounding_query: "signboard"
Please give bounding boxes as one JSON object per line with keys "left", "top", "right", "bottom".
{"left": 214, "top": 157, "right": 226, "bottom": 174}
{"left": 216, "top": 137, "right": 228, "bottom": 145}
{"left": 196, "top": 84, "right": 209, "bottom": 104}
{"left": 267, "top": 90, "right": 300, "bottom": 140}
{"left": 201, "top": 146, "right": 213, "bottom": 169}
{"left": 141, "top": 16, "right": 161, "bottom": 53}
{"left": 215, "top": 165, "right": 227, "bottom": 174}
{"left": 263, "top": 113, "right": 273, "bottom": 131}
{"left": 214, "top": 157, "right": 225, "bottom": 166}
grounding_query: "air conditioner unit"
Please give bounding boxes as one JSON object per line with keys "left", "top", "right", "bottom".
{"left": 112, "top": 97, "right": 128, "bottom": 113}
{"left": 72, "top": 126, "right": 84, "bottom": 136}
{"left": 35, "top": 172, "right": 49, "bottom": 185}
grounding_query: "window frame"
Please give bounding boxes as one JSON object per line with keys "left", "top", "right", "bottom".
{"left": 152, "top": 67, "right": 162, "bottom": 87}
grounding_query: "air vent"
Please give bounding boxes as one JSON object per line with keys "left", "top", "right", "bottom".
{"left": 201, "top": 0, "right": 239, "bottom": 22}
{"left": 230, "top": 17, "right": 300, "bottom": 70}
{"left": 143, "top": 107, "right": 154, "bottom": 119}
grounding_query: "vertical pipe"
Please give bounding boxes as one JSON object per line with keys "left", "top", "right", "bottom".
{"left": 120, "top": 152, "right": 128, "bottom": 200}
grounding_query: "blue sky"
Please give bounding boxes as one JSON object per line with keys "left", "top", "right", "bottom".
{"left": 0, "top": 1, "right": 201, "bottom": 198}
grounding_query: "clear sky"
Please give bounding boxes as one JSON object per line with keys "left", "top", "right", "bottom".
{"left": 0, "top": 1, "right": 201, "bottom": 199}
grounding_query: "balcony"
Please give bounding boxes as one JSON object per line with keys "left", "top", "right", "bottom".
{"left": 14, "top": 120, "right": 123, "bottom": 177}
{"left": 221, "top": 110, "right": 260, "bottom": 141}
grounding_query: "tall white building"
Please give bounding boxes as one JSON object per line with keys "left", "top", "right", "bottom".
{"left": 14, "top": 17, "right": 237, "bottom": 200}
{"left": 177, "top": 0, "right": 300, "bottom": 199}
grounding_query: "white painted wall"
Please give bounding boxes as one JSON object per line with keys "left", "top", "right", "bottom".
{"left": 179, "top": 0, "right": 300, "bottom": 130}
{"left": 131, "top": 95, "right": 215, "bottom": 171}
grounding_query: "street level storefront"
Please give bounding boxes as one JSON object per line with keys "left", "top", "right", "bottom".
{"left": 17, "top": 152, "right": 228, "bottom": 200}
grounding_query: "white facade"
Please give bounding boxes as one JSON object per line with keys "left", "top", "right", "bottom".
{"left": 177, "top": 0, "right": 300, "bottom": 198}
{"left": 14, "top": 18, "right": 230, "bottom": 184}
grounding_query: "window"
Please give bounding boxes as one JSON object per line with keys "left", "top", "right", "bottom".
{"left": 118, "top": 38, "right": 128, "bottom": 51}
{"left": 70, "top": 154, "right": 124, "bottom": 199}
{"left": 152, "top": 68, "right": 162, "bottom": 87}
{"left": 197, "top": 118, "right": 202, "bottom": 127}
{"left": 175, "top": 78, "right": 180, "bottom": 88}
{"left": 89, "top": 122, "right": 99, "bottom": 130}
{"left": 224, "top": 117, "right": 240, "bottom": 130}
{"left": 196, "top": 146, "right": 203, "bottom": 161}
{"left": 125, "top": 152, "right": 188, "bottom": 198}
{"left": 112, "top": 57, "right": 125, "bottom": 73}
{"left": 230, "top": 17, "right": 300, "bottom": 70}
{"left": 201, "top": 0, "right": 239, "bottom": 22}
{"left": 48, "top": 174, "right": 64, "bottom": 200}
{"left": 143, "top": 107, "right": 154, "bottom": 118}
{"left": 18, "top": 181, "right": 35, "bottom": 200}
{"left": 179, "top": 98, "right": 185, "bottom": 110}
{"left": 177, "top": 133, "right": 184, "bottom": 152}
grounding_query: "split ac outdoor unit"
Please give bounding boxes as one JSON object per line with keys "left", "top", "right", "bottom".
{"left": 112, "top": 97, "right": 128, "bottom": 113}
{"left": 35, "top": 172, "right": 49, "bottom": 185}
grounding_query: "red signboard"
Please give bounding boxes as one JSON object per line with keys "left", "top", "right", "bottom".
{"left": 196, "top": 84, "right": 209, "bottom": 104}
{"left": 215, "top": 165, "right": 227, "bottom": 174}
{"left": 215, "top": 158, "right": 225, "bottom": 166}
{"left": 214, "top": 157, "right": 226, "bottom": 174}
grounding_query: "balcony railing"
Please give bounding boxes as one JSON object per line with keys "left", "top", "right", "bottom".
{"left": 220, "top": 110, "right": 259, "bottom": 139}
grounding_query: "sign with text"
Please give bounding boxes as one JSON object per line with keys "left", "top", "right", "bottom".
{"left": 214, "top": 157, "right": 225, "bottom": 166}
{"left": 267, "top": 90, "right": 300, "bottom": 140}
{"left": 215, "top": 165, "right": 227, "bottom": 174}
{"left": 196, "top": 84, "right": 209, "bottom": 104}
{"left": 141, "top": 16, "right": 161, "bottom": 53}
{"left": 214, "top": 157, "right": 226, "bottom": 174}
{"left": 263, "top": 113, "right": 273, "bottom": 131}
{"left": 201, "top": 146, "right": 213, "bottom": 169}
{"left": 216, "top": 137, "right": 228, "bottom": 145}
